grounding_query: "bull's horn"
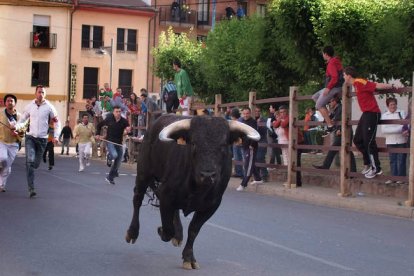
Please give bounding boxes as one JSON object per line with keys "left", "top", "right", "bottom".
{"left": 228, "top": 120, "right": 261, "bottom": 141}
{"left": 159, "top": 119, "right": 191, "bottom": 141}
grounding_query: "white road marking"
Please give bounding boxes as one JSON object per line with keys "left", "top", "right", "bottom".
{"left": 208, "top": 222, "right": 354, "bottom": 271}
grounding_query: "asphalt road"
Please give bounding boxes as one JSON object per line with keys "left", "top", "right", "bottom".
{"left": 1, "top": 154, "right": 414, "bottom": 276}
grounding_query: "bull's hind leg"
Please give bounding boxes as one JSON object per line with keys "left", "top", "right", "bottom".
{"left": 182, "top": 205, "right": 220, "bottom": 270}
{"left": 125, "top": 180, "right": 149, "bottom": 244}
{"left": 171, "top": 210, "right": 183, "bottom": 247}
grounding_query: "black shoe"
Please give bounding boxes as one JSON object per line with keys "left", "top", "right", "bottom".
{"left": 106, "top": 156, "right": 112, "bottom": 167}
{"left": 312, "top": 164, "right": 327, "bottom": 169}
{"left": 48, "top": 166, "right": 53, "bottom": 170}
{"left": 66, "top": 152, "right": 69, "bottom": 155}
{"left": 105, "top": 177, "right": 115, "bottom": 185}
{"left": 29, "top": 189, "right": 37, "bottom": 198}
{"left": 322, "top": 126, "right": 336, "bottom": 137}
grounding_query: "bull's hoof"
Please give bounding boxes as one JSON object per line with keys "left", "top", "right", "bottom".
{"left": 157, "top": 227, "right": 172, "bottom": 242}
{"left": 171, "top": 238, "right": 182, "bottom": 247}
{"left": 183, "top": 261, "right": 200, "bottom": 270}
{"left": 125, "top": 231, "right": 137, "bottom": 244}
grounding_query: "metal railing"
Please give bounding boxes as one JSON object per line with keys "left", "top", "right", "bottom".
{"left": 159, "top": 7, "right": 197, "bottom": 26}
{"left": 30, "top": 32, "right": 57, "bottom": 49}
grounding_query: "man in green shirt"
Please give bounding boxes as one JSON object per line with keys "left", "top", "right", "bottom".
{"left": 173, "top": 59, "right": 194, "bottom": 115}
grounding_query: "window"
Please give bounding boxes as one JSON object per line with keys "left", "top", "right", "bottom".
{"left": 32, "top": 61, "right": 50, "bottom": 86}
{"left": 81, "top": 25, "right": 103, "bottom": 49}
{"left": 117, "top": 28, "right": 137, "bottom": 52}
{"left": 83, "top": 67, "right": 99, "bottom": 99}
{"left": 33, "top": 15, "right": 50, "bottom": 48}
{"left": 118, "top": 69, "right": 133, "bottom": 97}
{"left": 197, "top": 0, "right": 210, "bottom": 25}
{"left": 257, "top": 4, "right": 266, "bottom": 17}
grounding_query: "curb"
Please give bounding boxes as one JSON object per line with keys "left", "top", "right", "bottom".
{"left": 228, "top": 178, "right": 414, "bottom": 220}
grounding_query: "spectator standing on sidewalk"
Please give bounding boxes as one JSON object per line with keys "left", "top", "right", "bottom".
{"left": 0, "top": 94, "right": 21, "bottom": 193}
{"left": 59, "top": 120, "right": 73, "bottom": 155}
{"left": 16, "top": 85, "right": 60, "bottom": 198}
{"left": 312, "top": 46, "right": 344, "bottom": 136}
{"left": 266, "top": 104, "right": 282, "bottom": 167}
{"left": 381, "top": 97, "right": 408, "bottom": 184}
{"left": 230, "top": 107, "right": 243, "bottom": 178}
{"left": 236, "top": 107, "right": 263, "bottom": 191}
{"left": 343, "top": 66, "right": 395, "bottom": 179}
{"left": 273, "top": 105, "right": 289, "bottom": 166}
{"left": 96, "top": 106, "right": 130, "bottom": 185}
{"left": 254, "top": 106, "right": 269, "bottom": 181}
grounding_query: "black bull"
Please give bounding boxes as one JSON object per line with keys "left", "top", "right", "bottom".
{"left": 125, "top": 114, "right": 260, "bottom": 269}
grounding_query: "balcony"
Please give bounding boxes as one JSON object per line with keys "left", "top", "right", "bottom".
{"left": 159, "top": 7, "right": 197, "bottom": 28}
{"left": 30, "top": 32, "right": 57, "bottom": 49}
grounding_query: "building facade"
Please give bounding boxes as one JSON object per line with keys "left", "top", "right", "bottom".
{"left": 0, "top": 0, "right": 72, "bottom": 118}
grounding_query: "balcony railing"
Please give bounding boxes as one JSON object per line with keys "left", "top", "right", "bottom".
{"left": 30, "top": 32, "right": 57, "bottom": 49}
{"left": 159, "top": 7, "right": 197, "bottom": 26}
{"left": 116, "top": 42, "right": 138, "bottom": 52}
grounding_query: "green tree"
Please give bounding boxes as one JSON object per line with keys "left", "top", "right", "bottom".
{"left": 202, "top": 16, "right": 266, "bottom": 102}
{"left": 151, "top": 27, "right": 207, "bottom": 99}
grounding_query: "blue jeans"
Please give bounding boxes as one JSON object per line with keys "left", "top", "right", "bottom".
{"left": 387, "top": 144, "right": 407, "bottom": 176}
{"left": 106, "top": 143, "right": 124, "bottom": 181}
{"left": 233, "top": 145, "right": 243, "bottom": 177}
{"left": 256, "top": 144, "right": 268, "bottom": 178}
{"left": 25, "top": 135, "right": 47, "bottom": 190}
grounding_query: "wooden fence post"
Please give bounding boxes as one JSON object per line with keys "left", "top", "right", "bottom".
{"left": 214, "top": 94, "right": 222, "bottom": 116}
{"left": 287, "top": 86, "right": 299, "bottom": 188}
{"left": 248, "top": 91, "right": 256, "bottom": 111}
{"left": 339, "top": 84, "right": 352, "bottom": 196}
{"left": 405, "top": 73, "right": 414, "bottom": 207}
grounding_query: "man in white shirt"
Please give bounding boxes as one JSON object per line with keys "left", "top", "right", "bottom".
{"left": 16, "top": 85, "right": 60, "bottom": 198}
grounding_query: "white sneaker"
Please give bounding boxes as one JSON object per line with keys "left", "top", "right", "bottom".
{"left": 251, "top": 180, "right": 264, "bottom": 185}
{"left": 86, "top": 159, "right": 90, "bottom": 166}
{"left": 79, "top": 167, "right": 84, "bottom": 172}
{"left": 236, "top": 185, "right": 246, "bottom": 192}
{"left": 361, "top": 166, "right": 372, "bottom": 175}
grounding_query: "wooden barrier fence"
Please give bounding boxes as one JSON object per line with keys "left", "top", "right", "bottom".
{"left": 129, "top": 76, "right": 414, "bottom": 207}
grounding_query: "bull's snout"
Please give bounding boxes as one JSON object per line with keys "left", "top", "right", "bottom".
{"left": 199, "top": 171, "right": 217, "bottom": 183}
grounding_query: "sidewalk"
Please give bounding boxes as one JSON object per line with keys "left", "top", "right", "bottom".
{"left": 227, "top": 177, "right": 414, "bottom": 219}
{"left": 64, "top": 146, "right": 414, "bottom": 219}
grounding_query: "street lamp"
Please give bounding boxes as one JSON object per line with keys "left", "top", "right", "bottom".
{"left": 96, "top": 38, "right": 114, "bottom": 88}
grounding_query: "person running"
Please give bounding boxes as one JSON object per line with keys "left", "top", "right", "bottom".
{"left": 59, "top": 120, "right": 73, "bottom": 155}
{"left": 343, "top": 66, "right": 394, "bottom": 178}
{"left": 42, "top": 118, "right": 56, "bottom": 171}
{"left": 96, "top": 106, "right": 130, "bottom": 185}
{"left": 312, "top": 46, "right": 344, "bottom": 136}
{"left": 16, "top": 85, "right": 60, "bottom": 198}
{"left": 0, "top": 94, "right": 21, "bottom": 193}
{"left": 74, "top": 114, "right": 95, "bottom": 172}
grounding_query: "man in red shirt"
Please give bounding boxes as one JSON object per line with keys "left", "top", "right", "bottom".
{"left": 343, "top": 66, "right": 394, "bottom": 178}
{"left": 312, "top": 46, "right": 344, "bottom": 136}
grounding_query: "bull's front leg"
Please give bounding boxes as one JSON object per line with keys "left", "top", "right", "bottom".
{"left": 182, "top": 204, "right": 220, "bottom": 270}
{"left": 125, "top": 181, "right": 148, "bottom": 244}
{"left": 157, "top": 199, "right": 175, "bottom": 242}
